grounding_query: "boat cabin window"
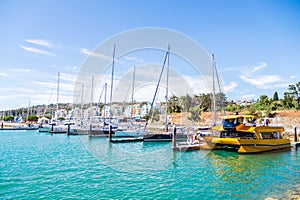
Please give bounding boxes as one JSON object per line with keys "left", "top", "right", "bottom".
{"left": 223, "top": 119, "right": 235, "bottom": 128}
{"left": 213, "top": 130, "right": 220, "bottom": 137}
{"left": 236, "top": 117, "right": 244, "bottom": 125}
{"left": 244, "top": 117, "right": 256, "bottom": 126}
{"left": 220, "top": 130, "right": 256, "bottom": 139}
{"left": 259, "top": 132, "right": 280, "bottom": 139}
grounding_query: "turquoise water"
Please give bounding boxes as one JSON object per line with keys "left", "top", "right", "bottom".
{"left": 1, "top": 130, "right": 300, "bottom": 199}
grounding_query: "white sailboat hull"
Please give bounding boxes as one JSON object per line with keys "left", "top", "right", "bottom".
{"left": 114, "top": 130, "right": 143, "bottom": 137}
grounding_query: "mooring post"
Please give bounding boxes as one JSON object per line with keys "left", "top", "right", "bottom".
{"left": 294, "top": 126, "right": 297, "bottom": 142}
{"left": 67, "top": 123, "right": 70, "bottom": 135}
{"left": 1, "top": 121, "right": 3, "bottom": 129}
{"left": 89, "top": 124, "right": 92, "bottom": 136}
{"left": 172, "top": 126, "right": 177, "bottom": 148}
{"left": 51, "top": 123, "right": 54, "bottom": 132}
{"left": 109, "top": 124, "right": 112, "bottom": 142}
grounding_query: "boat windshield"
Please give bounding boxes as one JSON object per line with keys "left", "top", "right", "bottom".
{"left": 220, "top": 130, "right": 257, "bottom": 139}
{"left": 223, "top": 115, "right": 256, "bottom": 128}
{"left": 259, "top": 132, "right": 280, "bottom": 139}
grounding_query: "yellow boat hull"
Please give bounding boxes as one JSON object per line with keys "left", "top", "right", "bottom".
{"left": 238, "top": 139, "right": 291, "bottom": 153}
{"left": 208, "top": 138, "right": 291, "bottom": 153}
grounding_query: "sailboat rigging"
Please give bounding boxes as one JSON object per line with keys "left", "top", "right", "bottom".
{"left": 143, "top": 46, "right": 177, "bottom": 142}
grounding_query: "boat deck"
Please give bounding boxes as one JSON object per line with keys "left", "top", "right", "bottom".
{"left": 110, "top": 137, "right": 144, "bottom": 143}
{"left": 291, "top": 142, "right": 300, "bottom": 148}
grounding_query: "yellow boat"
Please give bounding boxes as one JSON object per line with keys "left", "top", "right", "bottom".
{"left": 205, "top": 115, "right": 291, "bottom": 153}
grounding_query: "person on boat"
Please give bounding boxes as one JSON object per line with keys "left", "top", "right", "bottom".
{"left": 271, "top": 133, "right": 275, "bottom": 139}
{"left": 263, "top": 118, "right": 269, "bottom": 126}
{"left": 253, "top": 119, "right": 257, "bottom": 127}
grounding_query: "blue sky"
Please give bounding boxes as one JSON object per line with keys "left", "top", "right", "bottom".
{"left": 0, "top": 0, "right": 300, "bottom": 110}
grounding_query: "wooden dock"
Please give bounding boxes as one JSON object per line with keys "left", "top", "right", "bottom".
{"left": 0, "top": 127, "right": 38, "bottom": 131}
{"left": 172, "top": 142, "right": 207, "bottom": 151}
{"left": 291, "top": 142, "right": 300, "bottom": 148}
{"left": 172, "top": 144, "right": 202, "bottom": 151}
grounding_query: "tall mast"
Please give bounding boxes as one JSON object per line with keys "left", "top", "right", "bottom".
{"left": 27, "top": 99, "right": 31, "bottom": 120}
{"left": 131, "top": 66, "right": 136, "bottom": 124}
{"left": 165, "top": 45, "right": 170, "bottom": 132}
{"left": 212, "top": 54, "right": 217, "bottom": 125}
{"left": 108, "top": 44, "right": 116, "bottom": 141}
{"left": 90, "top": 76, "right": 94, "bottom": 123}
{"left": 81, "top": 83, "right": 84, "bottom": 120}
{"left": 56, "top": 72, "right": 60, "bottom": 120}
{"left": 144, "top": 47, "right": 169, "bottom": 130}
{"left": 109, "top": 44, "right": 116, "bottom": 121}
{"left": 215, "top": 61, "right": 226, "bottom": 116}
{"left": 103, "top": 83, "right": 107, "bottom": 126}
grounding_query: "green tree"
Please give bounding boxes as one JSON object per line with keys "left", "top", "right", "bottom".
{"left": 168, "top": 96, "right": 182, "bottom": 113}
{"left": 270, "top": 100, "right": 284, "bottom": 111}
{"left": 143, "top": 108, "right": 159, "bottom": 122}
{"left": 282, "top": 92, "right": 294, "bottom": 109}
{"left": 179, "top": 94, "right": 192, "bottom": 112}
{"left": 58, "top": 117, "right": 65, "bottom": 122}
{"left": 287, "top": 82, "right": 300, "bottom": 110}
{"left": 258, "top": 94, "right": 271, "bottom": 110}
{"left": 4, "top": 116, "right": 14, "bottom": 121}
{"left": 188, "top": 106, "right": 201, "bottom": 122}
{"left": 273, "top": 91, "right": 279, "bottom": 101}
{"left": 215, "top": 92, "right": 226, "bottom": 112}
{"left": 27, "top": 115, "right": 38, "bottom": 122}
{"left": 194, "top": 93, "right": 211, "bottom": 112}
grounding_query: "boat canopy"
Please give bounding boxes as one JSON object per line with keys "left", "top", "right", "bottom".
{"left": 236, "top": 124, "right": 256, "bottom": 132}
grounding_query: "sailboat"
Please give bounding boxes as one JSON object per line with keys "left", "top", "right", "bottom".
{"left": 114, "top": 66, "right": 144, "bottom": 137}
{"left": 88, "top": 82, "right": 114, "bottom": 136}
{"left": 48, "top": 72, "right": 67, "bottom": 134}
{"left": 88, "top": 44, "right": 118, "bottom": 137}
{"left": 143, "top": 45, "right": 176, "bottom": 142}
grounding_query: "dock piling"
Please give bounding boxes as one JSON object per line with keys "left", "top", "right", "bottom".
{"left": 67, "top": 123, "right": 70, "bottom": 135}
{"left": 109, "top": 125, "right": 112, "bottom": 142}
{"left": 172, "top": 126, "right": 177, "bottom": 148}
{"left": 89, "top": 124, "right": 92, "bottom": 136}
{"left": 294, "top": 126, "right": 298, "bottom": 142}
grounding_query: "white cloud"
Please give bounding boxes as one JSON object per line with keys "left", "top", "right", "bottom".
{"left": 26, "top": 39, "right": 54, "bottom": 48}
{"left": 0, "top": 66, "right": 77, "bottom": 110}
{"left": 20, "top": 45, "right": 56, "bottom": 56}
{"left": 239, "top": 74, "right": 281, "bottom": 89}
{"left": 80, "top": 48, "right": 112, "bottom": 61}
{"left": 60, "top": 72, "right": 77, "bottom": 83}
{"left": 9, "top": 68, "right": 32, "bottom": 73}
{"left": 252, "top": 62, "right": 267, "bottom": 72}
{"left": 123, "top": 56, "right": 137, "bottom": 61}
{"left": 0, "top": 72, "right": 6, "bottom": 77}
{"left": 123, "top": 56, "right": 145, "bottom": 64}
{"left": 273, "top": 82, "right": 292, "bottom": 88}
{"left": 221, "top": 62, "right": 267, "bottom": 74}
{"left": 234, "top": 62, "right": 289, "bottom": 90}
{"left": 224, "top": 81, "right": 238, "bottom": 92}
{"left": 290, "top": 75, "right": 296, "bottom": 79}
